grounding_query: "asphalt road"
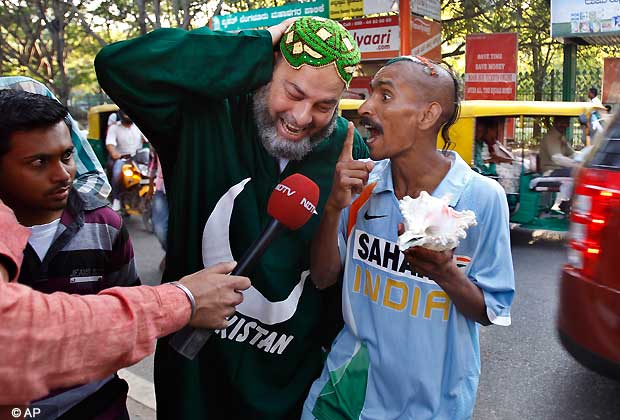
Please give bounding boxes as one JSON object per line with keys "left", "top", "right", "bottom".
{"left": 123, "top": 216, "right": 620, "bottom": 419}
{"left": 473, "top": 229, "right": 620, "bottom": 420}
{"left": 123, "top": 215, "right": 162, "bottom": 420}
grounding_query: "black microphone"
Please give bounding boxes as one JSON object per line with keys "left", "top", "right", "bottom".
{"left": 169, "top": 174, "right": 320, "bottom": 360}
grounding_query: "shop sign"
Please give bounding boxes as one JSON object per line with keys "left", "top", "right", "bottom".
{"left": 212, "top": 0, "right": 328, "bottom": 31}
{"left": 464, "top": 33, "right": 518, "bottom": 100}
{"left": 341, "top": 16, "right": 400, "bottom": 60}
{"left": 411, "top": 16, "right": 441, "bottom": 61}
{"left": 329, "top": 0, "right": 395, "bottom": 19}
{"left": 412, "top": 0, "right": 440, "bottom": 21}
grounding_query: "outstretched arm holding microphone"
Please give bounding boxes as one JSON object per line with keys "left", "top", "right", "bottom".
{"left": 0, "top": 199, "right": 250, "bottom": 404}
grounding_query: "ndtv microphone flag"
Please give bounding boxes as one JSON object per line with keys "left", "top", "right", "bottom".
{"left": 268, "top": 174, "right": 320, "bottom": 230}
{"left": 464, "top": 33, "right": 518, "bottom": 100}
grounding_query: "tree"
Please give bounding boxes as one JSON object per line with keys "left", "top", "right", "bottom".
{"left": 442, "top": 0, "right": 564, "bottom": 107}
{"left": 441, "top": 0, "right": 511, "bottom": 59}
{"left": 0, "top": 0, "right": 109, "bottom": 103}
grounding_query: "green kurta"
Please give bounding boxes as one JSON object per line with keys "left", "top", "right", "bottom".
{"left": 95, "top": 27, "right": 368, "bottom": 419}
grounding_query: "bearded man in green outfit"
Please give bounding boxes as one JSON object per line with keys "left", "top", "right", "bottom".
{"left": 96, "top": 17, "right": 368, "bottom": 419}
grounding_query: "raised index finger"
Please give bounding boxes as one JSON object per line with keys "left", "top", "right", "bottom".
{"left": 338, "top": 121, "right": 355, "bottom": 162}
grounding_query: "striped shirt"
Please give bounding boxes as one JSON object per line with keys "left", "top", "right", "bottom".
{"left": 0, "top": 76, "right": 110, "bottom": 201}
{"left": 18, "top": 188, "right": 139, "bottom": 293}
{"left": 0, "top": 199, "right": 191, "bottom": 404}
{"left": 17, "top": 188, "right": 139, "bottom": 417}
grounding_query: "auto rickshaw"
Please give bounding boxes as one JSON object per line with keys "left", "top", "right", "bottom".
{"left": 86, "top": 103, "right": 156, "bottom": 228}
{"left": 86, "top": 103, "right": 119, "bottom": 167}
{"left": 339, "top": 98, "right": 606, "bottom": 232}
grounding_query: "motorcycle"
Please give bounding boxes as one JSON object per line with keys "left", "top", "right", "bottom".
{"left": 117, "top": 146, "right": 156, "bottom": 232}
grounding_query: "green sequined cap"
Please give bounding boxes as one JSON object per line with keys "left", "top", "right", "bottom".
{"left": 279, "top": 17, "right": 360, "bottom": 87}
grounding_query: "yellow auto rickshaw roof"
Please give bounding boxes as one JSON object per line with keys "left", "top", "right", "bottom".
{"left": 457, "top": 100, "right": 605, "bottom": 118}
{"left": 338, "top": 98, "right": 605, "bottom": 117}
{"left": 339, "top": 99, "right": 364, "bottom": 111}
{"left": 87, "top": 103, "right": 119, "bottom": 115}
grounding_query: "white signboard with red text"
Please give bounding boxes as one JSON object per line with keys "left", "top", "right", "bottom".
{"left": 411, "top": 16, "right": 441, "bottom": 61}
{"left": 464, "top": 33, "right": 518, "bottom": 101}
{"left": 341, "top": 16, "right": 400, "bottom": 60}
{"left": 412, "top": 0, "right": 441, "bottom": 21}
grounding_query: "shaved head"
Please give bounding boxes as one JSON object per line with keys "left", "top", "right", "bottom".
{"left": 358, "top": 55, "right": 462, "bottom": 160}
{"left": 384, "top": 58, "right": 459, "bottom": 133}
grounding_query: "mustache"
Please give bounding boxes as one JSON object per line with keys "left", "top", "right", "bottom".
{"left": 360, "top": 116, "right": 384, "bottom": 134}
{"left": 45, "top": 182, "right": 71, "bottom": 196}
{"left": 252, "top": 82, "right": 337, "bottom": 160}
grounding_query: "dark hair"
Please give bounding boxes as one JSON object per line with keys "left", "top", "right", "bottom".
{"left": 589, "top": 87, "right": 598, "bottom": 96}
{"left": 0, "top": 89, "right": 70, "bottom": 158}
{"left": 117, "top": 110, "right": 133, "bottom": 124}
{"left": 478, "top": 117, "right": 499, "bottom": 126}
{"left": 440, "top": 65, "right": 462, "bottom": 155}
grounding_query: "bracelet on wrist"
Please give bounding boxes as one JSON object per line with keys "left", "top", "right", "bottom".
{"left": 170, "top": 281, "right": 197, "bottom": 321}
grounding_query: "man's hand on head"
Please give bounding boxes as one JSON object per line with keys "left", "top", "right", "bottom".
{"left": 267, "top": 18, "right": 299, "bottom": 47}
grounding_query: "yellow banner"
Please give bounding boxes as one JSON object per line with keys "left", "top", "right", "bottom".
{"left": 329, "top": 0, "right": 364, "bottom": 19}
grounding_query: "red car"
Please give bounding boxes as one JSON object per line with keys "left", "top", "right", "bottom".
{"left": 558, "top": 111, "right": 620, "bottom": 379}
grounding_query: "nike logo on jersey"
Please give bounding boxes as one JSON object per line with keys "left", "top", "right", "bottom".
{"left": 364, "top": 211, "right": 387, "bottom": 220}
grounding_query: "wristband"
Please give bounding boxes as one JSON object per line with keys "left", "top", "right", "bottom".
{"left": 171, "top": 281, "right": 197, "bottom": 321}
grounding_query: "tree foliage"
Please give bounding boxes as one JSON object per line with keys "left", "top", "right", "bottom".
{"left": 0, "top": 0, "right": 616, "bottom": 105}
{"left": 441, "top": 0, "right": 619, "bottom": 103}
{"left": 0, "top": 0, "right": 227, "bottom": 102}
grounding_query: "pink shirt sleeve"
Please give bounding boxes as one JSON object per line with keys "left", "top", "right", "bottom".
{"left": 0, "top": 200, "right": 29, "bottom": 281}
{"left": 0, "top": 201, "right": 191, "bottom": 404}
{"left": 0, "top": 280, "right": 191, "bottom": 404}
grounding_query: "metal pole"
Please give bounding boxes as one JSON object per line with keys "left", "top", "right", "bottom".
{"left": 562, "top": 42, "right": 577, "bottom": 102}
{"left": 562, "top": 41, "right": 577, "bottom": 142}
{"left": 399, "top": 0, "right": 411, "bottom": 55}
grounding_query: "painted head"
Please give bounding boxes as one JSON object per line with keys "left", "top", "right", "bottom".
{"left": 0, "top": 89, "right": 76, "bottom": 225}
{"left": 253, "top": 16, "right": 361, "bottom": 160}
{"left": 358, "top": 55, "right": 461, "bottom": 161}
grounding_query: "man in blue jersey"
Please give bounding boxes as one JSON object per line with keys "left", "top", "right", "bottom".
{"left": 304, "top": 56, "right": 515, "bottom": 419}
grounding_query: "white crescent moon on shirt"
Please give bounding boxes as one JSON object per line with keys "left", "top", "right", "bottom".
{"left": 202, "top": 178, "right": 307, "bottom": 326}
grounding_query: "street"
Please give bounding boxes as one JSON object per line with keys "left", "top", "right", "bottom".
{"left": 474, "top": 229, "right": 620, "bottom": 420}
{"left": 123, "top": 216, "right": 620, "bottom": 419}
{"left": 121, "top": 215, "right": 162, "bottom": 420}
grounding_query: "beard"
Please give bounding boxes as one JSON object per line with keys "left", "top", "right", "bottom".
{"left": 252, "top": 83, "right": 337, "bottom": 161}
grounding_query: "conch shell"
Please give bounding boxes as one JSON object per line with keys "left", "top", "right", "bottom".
{"left": 398, "top": 191, "right": 477, "bottom": 252}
